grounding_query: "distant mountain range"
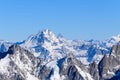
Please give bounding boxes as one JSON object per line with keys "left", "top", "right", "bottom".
{"left": 0, "top": 29, "right": 120, "bottom": 80}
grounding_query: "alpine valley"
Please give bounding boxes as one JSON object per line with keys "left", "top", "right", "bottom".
{"left": 0, "top": 29, "right": 120, "bottom": 80}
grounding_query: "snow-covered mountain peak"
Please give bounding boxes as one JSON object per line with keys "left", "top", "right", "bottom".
{"left": 35, "top": 29, "right": 56, "bottom": 39}
{"left": 105, "top": 34, "right": 120, "bottom": 45}
{"left": 42, "top": 29, "right": 59, "bottom": 42}
{"left": 22, "top": 29, "right": 60, "bottom": 48}
{"left": 1, "top": 29, "right": 120, "bottom": 80}
{"left": 111, "top": 34, "right": 120, "bottom": 42}
{"left": 26, "top": 29, "right": 58, "bottom": 44}
{"left": 42, "top": 29, "right": 54, "bottom": 36}
{"left": 20, "top": 29, "right": 66, "bottom": 60}
{"left": 20, "top": 29, "right": 120, "bottom": 64}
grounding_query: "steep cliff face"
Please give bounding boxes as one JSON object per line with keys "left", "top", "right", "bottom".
{"left": 0, "top": 45, "right": 93, "bottom": 80}
{"left": 89, "top": 61, "right": 99, "bottom": 80}
{"left": 0, "top": 45, "right": 43, "bottom": 80}
{"left": 58, "top": 54, "right": 93, "bottom": 80}
{"left": 20, "top": 29, "right": 115, "bottom": 65}
{"left": 98, "top": 43, "right": 120, "bottom": 80}
{"left": 0, "top": 42, "right": 120, "bottom": 80}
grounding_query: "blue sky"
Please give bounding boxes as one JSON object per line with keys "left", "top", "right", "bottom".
{"left": 0, "top": 0, "right": 120, "bottom": 42}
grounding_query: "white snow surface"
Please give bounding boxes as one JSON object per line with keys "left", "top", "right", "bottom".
{"left": 0, "top": 29, "right": 120, "bottom": 80}
{"left": 20, "top": 29, "right": 120, "bottom": 65}
{"left": 75, "top": 65, "right": 93, "bottom": 80}
{"left": 26, "top": 72, "right": 39, "bottom": 80}
{"left": 0, "top": 55, "right": 10, "bottom": 73}
{"left": 46, "top": 60, "right": 61, "bottom": 80}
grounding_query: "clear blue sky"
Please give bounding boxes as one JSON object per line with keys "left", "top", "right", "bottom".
{"left": 0, "top": 0, "right": 120, "bottom": 42}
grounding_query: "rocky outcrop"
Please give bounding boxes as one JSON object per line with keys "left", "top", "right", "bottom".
{"left": 0, "top": 41, "right": 120, "bottom": 80}
{"left": 58, "top": 54, "right": 93, "bottom": 80}
{"left": 89, "top": 61, "right": 99, "bottom": 80}
{"left": 0, "top": 45, "right": 94, "bottom": 80}
{"left": 98, "top": 43, "right": 120, "bottom": 80}
{"left": 0, "top": 44, "right": 43, "bottom": 80}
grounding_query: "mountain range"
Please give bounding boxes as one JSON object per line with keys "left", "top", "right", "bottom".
{"left": 0, "top": 29, "right": 120, "bottom": 80}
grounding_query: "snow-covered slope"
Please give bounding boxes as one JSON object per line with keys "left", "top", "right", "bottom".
{"left": 0, "top": 44, "right": 94, "bottom": 80}
{"left": 0, "top": 29, "right": 120, "bottom": 80}
{"left": 20, "top": 29, "right": 75, "bottom": 63}
{"left": 1, "top": 29, "right": 120, "bottom": 65}
{"left": 20, "top": 29, "right": 120, "bottom": 65}
{"left": 0, "top": 45, "right": 41, "bottom": 80}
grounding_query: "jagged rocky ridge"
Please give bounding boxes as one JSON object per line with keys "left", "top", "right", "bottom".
{"left": 19, "top": 29, "right": 119, "bottom": 65}
{"left": 0, "top": 42, "right": 120, "bottom": 80}
{"left": 0, "top": 29, "right": 119, "bottom": 64}
{"left": 0, "top": 44, "right": 93, "bottom": 80}
{"left": 0, "top": 29, "right": 120, "bottom": 80}
{"left": 98, "top": 42, "right": 120, "bottom": 80}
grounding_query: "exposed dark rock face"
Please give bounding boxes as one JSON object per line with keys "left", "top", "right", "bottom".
{"left": 0, "top": 44, "right": 43, "bottom": 80}
{"left": 67, "top": 65, "right": 84, "bottom": 80}
{"left": 89, "top": 61, "right": 99, "bottom": 80}
{"left": 6, "top": 45, "right": 92, "bottom": 80}
{"left": 58, "top": 54, "right": 92, "bottom": 80}
{"left": 0, "top": 42, "right": 120, "bottom": 80}
{"left": 9, "top": 45, "right": 46, "bottom": 80}
{"left": 98, "top": 43, "right": 120, "bottom": 80}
